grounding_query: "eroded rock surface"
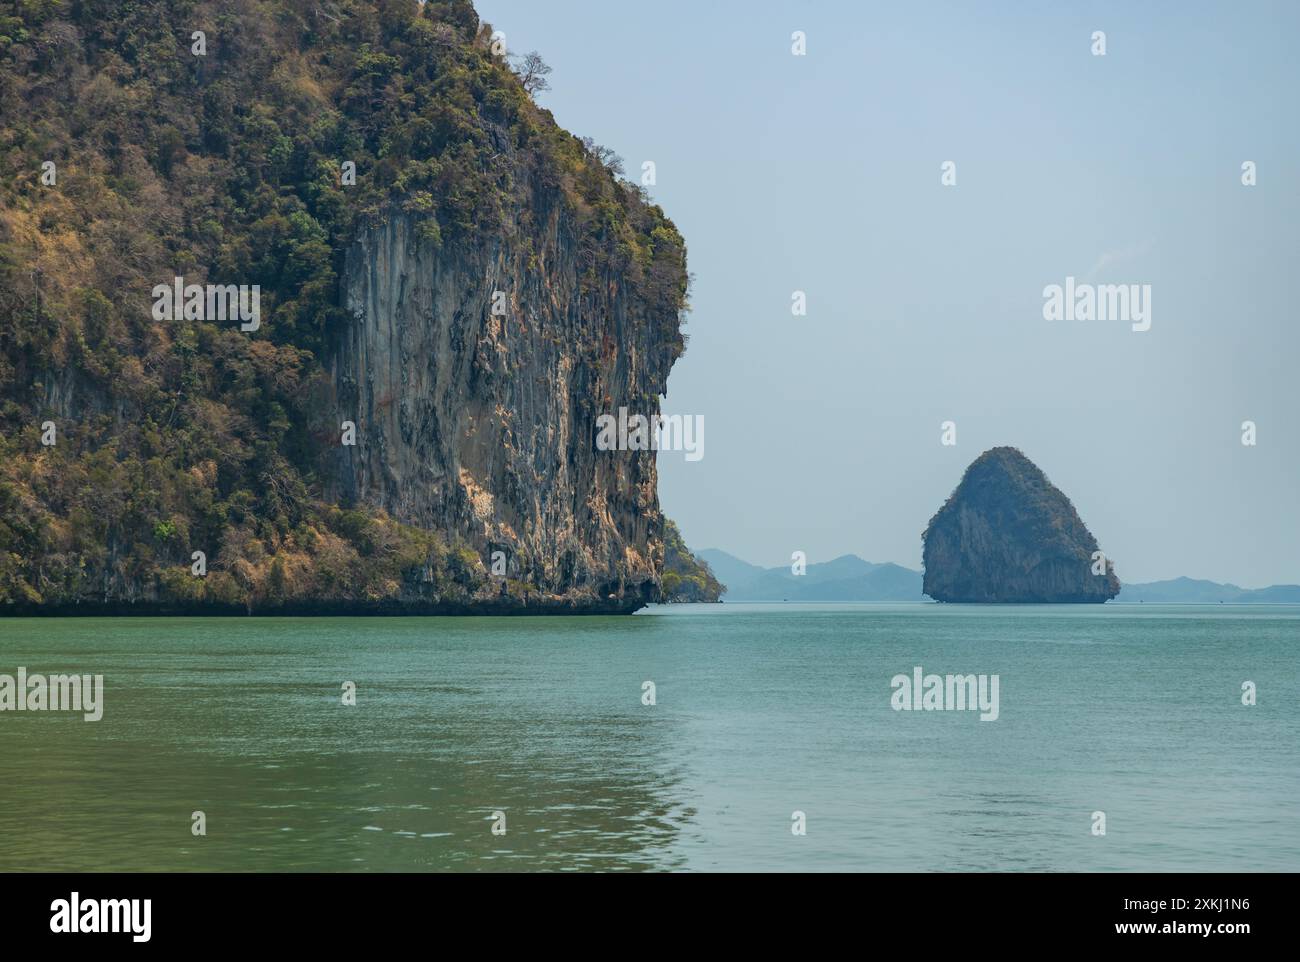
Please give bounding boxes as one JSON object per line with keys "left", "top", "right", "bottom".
{"left": 922, "top": 447, "right": 1119, "bottom": 603}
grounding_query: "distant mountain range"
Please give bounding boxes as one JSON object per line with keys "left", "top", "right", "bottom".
{"left": 698, "top": 551, "right": 926, "bottom": 602}
{"left": 698, "top": 550, "right": 1300, "bottom": 604}
{"left": 1113, "top": 577, "right": 1300, "bottom": 604}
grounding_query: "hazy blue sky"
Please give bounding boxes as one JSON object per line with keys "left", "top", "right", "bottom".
{"left": 476, "top": 0, "right": 1299, "bottom": 586}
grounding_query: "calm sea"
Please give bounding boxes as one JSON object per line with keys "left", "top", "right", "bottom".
{"left": 0, "top": 604, "right": 1296, "bottom": 872}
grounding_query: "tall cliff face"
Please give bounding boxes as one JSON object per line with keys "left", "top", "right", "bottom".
{"left": 922, "top": 447, "right": 1119, "bottom": 603}
{"left": 331, "top": 201, "right": 676, "bottom": 607}
{"left": 0, "top": 0, "right": 687, "bottom": 613}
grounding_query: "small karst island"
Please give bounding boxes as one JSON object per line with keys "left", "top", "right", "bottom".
{"left": 922, "top": 447, "right": 1119, "bottom": 604}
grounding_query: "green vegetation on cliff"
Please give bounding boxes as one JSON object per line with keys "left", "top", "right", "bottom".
{"left": 661, "top": 519, "right": 722, "bottom": 603}
{"left": 0, "top": 0, "right": 688, "bottom": 611}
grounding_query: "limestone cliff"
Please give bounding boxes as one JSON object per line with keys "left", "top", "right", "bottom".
{"left": 922, "top": 447, "right": 1119, "bottom": 603}
{"left": 330, "top": 201, "right": 677, "bottom": 610}
{"left": 0, "top": 0, "right": 687, "bottom": 614}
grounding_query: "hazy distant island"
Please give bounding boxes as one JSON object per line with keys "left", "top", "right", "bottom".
{"left": 699, "top": 447, "right": 1296, "bottom": 605}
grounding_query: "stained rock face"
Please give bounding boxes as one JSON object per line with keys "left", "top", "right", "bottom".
{"left": 922, "top": 447, "right": 1119, "bottom": 603}
{"left": 329, "top": 203, "right": 679, "bottom": 611}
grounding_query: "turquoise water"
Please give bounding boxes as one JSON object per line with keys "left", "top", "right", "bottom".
{"left": 0, "top": 604, "right": 1296, "bottom": 871}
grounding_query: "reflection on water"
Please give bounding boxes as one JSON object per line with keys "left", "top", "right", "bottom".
{"left": 0, "top": 616, "right": 692, "bottom": 871}
{"left": 0, "top": 605, "right": 1297, "bottom": 871}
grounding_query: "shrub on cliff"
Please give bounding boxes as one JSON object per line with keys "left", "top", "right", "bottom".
{"left": 661, "top": 519, "right": 722, "bottom": 603}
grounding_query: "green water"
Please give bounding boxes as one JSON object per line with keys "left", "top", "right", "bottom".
{"left": 0, "top": 604, "right": 1296, "bottom": 872}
